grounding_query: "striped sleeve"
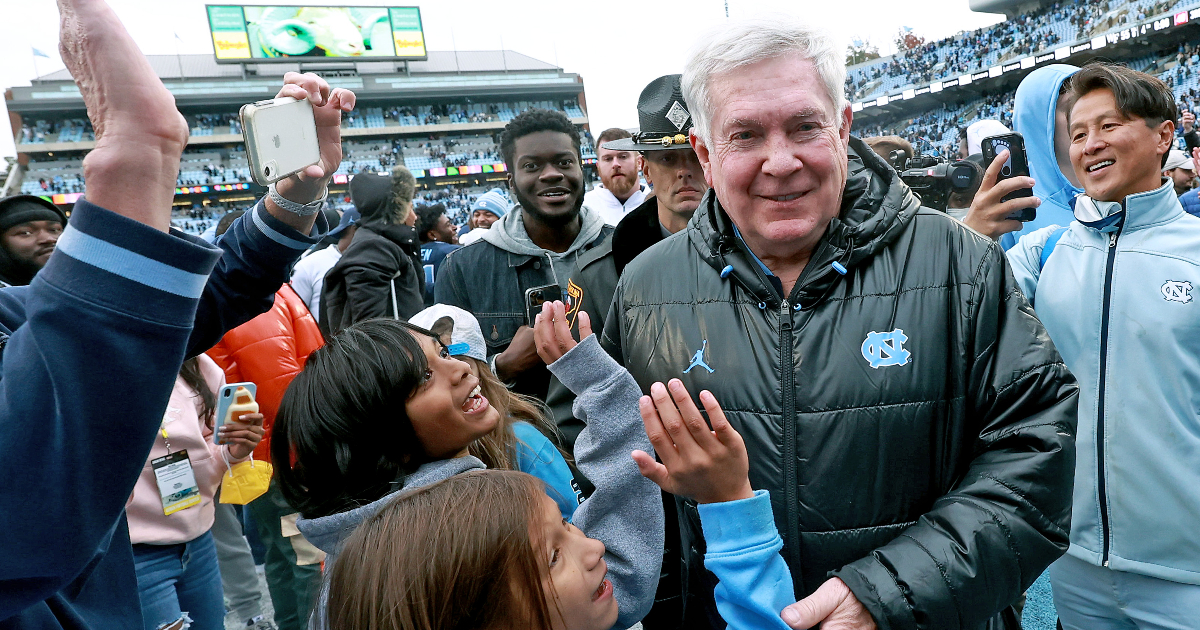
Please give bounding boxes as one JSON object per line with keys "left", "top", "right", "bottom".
{"left": 40, "top": 199, "right": 222, "bottom": 324}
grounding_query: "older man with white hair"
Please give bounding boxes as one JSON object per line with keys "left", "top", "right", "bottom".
{"left": 601, "top": 17, "right": 1078, "bottom": 630}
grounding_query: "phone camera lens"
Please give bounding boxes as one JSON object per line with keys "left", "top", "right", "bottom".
{"left": 265, "top": 166, "right": 272, "bottom": 176}
{"left": 1001, "top": 165, "right": 1011, "bottom": 177}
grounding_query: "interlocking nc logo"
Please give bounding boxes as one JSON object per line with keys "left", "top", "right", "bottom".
{"left": 861, "top": 329, "right": 912, "bottom": 369}
{"left": 1161, "top": 280, "right": 1193, "bottom": 304}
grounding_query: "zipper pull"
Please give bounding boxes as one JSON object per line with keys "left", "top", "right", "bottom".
{"left": 1108, "top": 232, "right": 1118, "bottom": 248}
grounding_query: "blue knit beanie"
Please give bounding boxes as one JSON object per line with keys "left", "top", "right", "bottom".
{"left": 471, "top": 188, "right": 509, "bottom": 218}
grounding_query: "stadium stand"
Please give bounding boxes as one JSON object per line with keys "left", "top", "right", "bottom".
{"left": 847, "top": 0, "right": 1196, "bottom": 103}
{"left": 857, "top": 43, "right": 1200, "bottom": 157}
{"left": 16, "top": 96, "right": 587, "bottom": 145}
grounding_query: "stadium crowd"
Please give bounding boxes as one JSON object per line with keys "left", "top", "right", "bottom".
{"left": 846, "top": 0, "right": 1189, "bottom": 101}
{"left": 8, "top": 2, "right": 1200, "bottom": 630}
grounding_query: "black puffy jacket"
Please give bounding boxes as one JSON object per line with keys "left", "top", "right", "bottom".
{"left": 601, "top": 137, "right": 1078, "bottom": 629}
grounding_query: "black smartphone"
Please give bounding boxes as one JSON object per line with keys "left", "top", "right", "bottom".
{"left": 525, "top": 284, "right": 563, "bottom": 327}
{"left": 981, "top": 132, "right": 1036, "bottom": 222}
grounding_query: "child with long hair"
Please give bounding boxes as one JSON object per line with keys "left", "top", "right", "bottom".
{"left": 314, "top": 301, "right": 662, "bottom": 630}
{"left": 126, "top": 356, "right": 266, "bottom": 630}
{"left": 409, "top": 304, "right": 581, "bottom": 517}
{"left": 272, "top": 304, "right": 656, "bottom": 628}
{"left": 325, "top": 302, "right": 825, "bottom": 630}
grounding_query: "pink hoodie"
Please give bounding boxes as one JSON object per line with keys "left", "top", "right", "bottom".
{"left": 127, "top": 354, "right": 248, "bottom": 545}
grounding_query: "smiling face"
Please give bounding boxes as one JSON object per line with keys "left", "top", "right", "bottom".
{"left": 692, "top": 53, "right": 852, "bottom": 262}
{"left": 433, "top": 214, "right": 458, "bottom": 244}
{"left": 1069, "top": 87, "right": 1174, "bottom": 202}
{"left": 596, "top": 146, "right": 642, "bottom": 200}
{"left": 508, "top": 131, "right": 585, "bottom": 227}
{"left": 472, "top": 209, "right": 500, "bottom": 229}
{"left": 534, "top": 493, "right": 617, "bottom": 630}
{"left": 641, "top": 148, "right": 708, "bottom": 221}
{"left": 404, "top": 332, "right": 500, "bottom": 460}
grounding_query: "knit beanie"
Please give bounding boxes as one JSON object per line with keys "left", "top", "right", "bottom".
{"left": 350, "top": 172, "right": 394, "bottom": 223}
{"left": 471, "top": 188, "right": 509, "bottom": 219}
{"left": 0, "top": 195, "right": 66, "bottom": 232}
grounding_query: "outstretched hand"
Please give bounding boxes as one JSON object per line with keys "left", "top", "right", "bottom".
{"left": 632, "top": 379, "right": 752, "bottom": 505}
{"left": 59, "top": 0, "right": 189, "bottom": 232}
{"left": 533, "top": 300, "right": 592, "bottom": 364}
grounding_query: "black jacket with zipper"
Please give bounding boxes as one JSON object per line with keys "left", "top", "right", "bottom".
{"left": 601, "top": 137, "right": 1079, "bottom": 630}
{"left": 320, "top": 221, "right": 424, "bottom": 336}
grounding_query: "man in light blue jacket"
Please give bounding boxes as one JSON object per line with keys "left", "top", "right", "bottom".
{"left": 1008, "top": 63, "right": 1200, "bottom": 628}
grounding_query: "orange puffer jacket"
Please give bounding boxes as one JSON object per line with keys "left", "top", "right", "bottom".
{"left": 207, "top": 284, "right": 324, "bottom": 461}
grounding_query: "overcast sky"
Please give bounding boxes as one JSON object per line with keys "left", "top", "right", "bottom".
{"left": 0, "top": 0, "right": 1005, "bottom": 160}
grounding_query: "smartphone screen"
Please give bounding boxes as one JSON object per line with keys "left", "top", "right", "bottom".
{"left": 982, "top": 132, "right": 1035, "bottom": 221}
{"left": 525, "top": 284, "right": 563, "bottom": 327}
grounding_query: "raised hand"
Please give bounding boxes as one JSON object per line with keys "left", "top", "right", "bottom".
{"left": 533, "top": 300, "right": 592, "bottom": 364}
{"left": 58, "top": 0, "right": 189, "bottom": 232}
{"left": 631, "top": 379, "right": 753, "bottom": 505}
{"left": 268, "top": 72, "right": 356, "bottom": 233}
{"left": 964, "top": 149, "right": 1040, "bottom": 239}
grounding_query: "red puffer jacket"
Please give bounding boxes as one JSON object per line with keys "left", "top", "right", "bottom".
{"left": 207, "top": 284, "right": 324, "bottom": 460}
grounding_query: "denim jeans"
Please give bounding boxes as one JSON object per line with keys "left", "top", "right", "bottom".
{"left": 132, "top": 531, "right": 225, "bottom": 630}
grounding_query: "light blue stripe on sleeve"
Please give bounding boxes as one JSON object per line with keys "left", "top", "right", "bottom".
{"left": 55, "top": 225, "right": 210, "bottom": 298}
{"left": 250, "top": 201, "right": 313, "bottom": 250}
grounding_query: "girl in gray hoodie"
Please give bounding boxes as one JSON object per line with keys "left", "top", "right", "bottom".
{"left": 276, "top": 304, "right": 663, "bottom": 629}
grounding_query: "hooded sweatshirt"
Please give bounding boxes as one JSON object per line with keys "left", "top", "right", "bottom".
{"left": 481, "top": 203, "right": 606, "bottom": 293}
{"left": 1003, "top": 63, "right": 1083, "bottom": 250}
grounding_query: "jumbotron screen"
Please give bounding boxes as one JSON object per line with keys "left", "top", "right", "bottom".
{"left": 206, "top": 5, "right": 427, "bottom": 63}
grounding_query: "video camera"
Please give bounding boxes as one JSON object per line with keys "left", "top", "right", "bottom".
{"left": 890, "top": 151, "right": 981, "bottom": 212}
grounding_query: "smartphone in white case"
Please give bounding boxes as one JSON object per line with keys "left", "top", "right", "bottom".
{"left": 239, "top": 96, "right": 320, "bottom": 185}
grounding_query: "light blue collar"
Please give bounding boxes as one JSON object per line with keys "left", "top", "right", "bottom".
{"left": 731, "top": 224, "right": 775, "bottom": 278}
{"left": 1073, "top": 180, "right": 1183, "bottom": 233}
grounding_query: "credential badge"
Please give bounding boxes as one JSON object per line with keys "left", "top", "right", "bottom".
{"left": 861, "top": 329, "right": 912, "bottom": 369}
{"left": 665, "top": 101, "right": 691, "bottom": 132}
{"left": 1162, "top": 280, "right": 1193, "bottom": 304}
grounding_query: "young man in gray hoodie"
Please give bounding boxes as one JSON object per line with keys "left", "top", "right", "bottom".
{"left": 435, "top": 109, "right": 612, "bottom": 402}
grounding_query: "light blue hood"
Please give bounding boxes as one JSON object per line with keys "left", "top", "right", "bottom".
{"left": 1002, "top": 64, "right": 1082, "bottom": 249}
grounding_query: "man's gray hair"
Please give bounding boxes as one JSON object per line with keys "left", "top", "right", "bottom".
{"left": 682, "top": 17, "right": 847, "bottom": 144}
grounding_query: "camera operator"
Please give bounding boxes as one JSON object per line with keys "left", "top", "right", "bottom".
{"left": 945, "top": 159, "right": 984, "bottom": 222}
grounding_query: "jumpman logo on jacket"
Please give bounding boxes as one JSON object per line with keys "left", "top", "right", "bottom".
{"left": 683, "top": 340, "right": 714, "bottom": 374}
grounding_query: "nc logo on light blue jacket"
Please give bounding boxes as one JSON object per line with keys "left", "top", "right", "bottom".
{"left": 1007, "top": 181, "right": 1200, "bottom": 585}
